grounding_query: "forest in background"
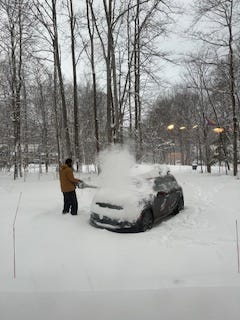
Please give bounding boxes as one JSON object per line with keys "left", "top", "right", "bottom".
{"left": 0, "top": 0, "right": 240, "bottom": 179}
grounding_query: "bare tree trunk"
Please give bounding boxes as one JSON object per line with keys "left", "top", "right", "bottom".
{"left": 38, "top": 82, "right": 49, "bottom": 173}
{"left": 127, "top": 3, "right": 133, "bottom": 138}
{"left": 9, "top": 1, "right": 23, "bottom": 180}
{"left": 52, "top": 55, "right": 61, "bottom": 166}
{"left": 200, "top": 75, "right": 211, "bottom": 173}
{"left": 103, "top": 0, "right": 113, "bottom": 143}
{"left": 22, "top": 73, "right": 29, "bottom": 170}
{"left": 11, "top": 23, "right": 18, "bottom": 180}
{"left": 52, "top": 0, "right": 72, "bottom": 158}
{"left": 86, "top": 0, "right": 100, "bottom": 154}
{"left": 134, "top": 0, "right": 141, "bottom": 160}
{"left": 228, "top": 1, "right": 238, "bottom": 176}
{"left": 68, "top": 0, "right": 80, "bottom": 164}
{"left": 111, "top": 43, "right": 120, "bottom": 143}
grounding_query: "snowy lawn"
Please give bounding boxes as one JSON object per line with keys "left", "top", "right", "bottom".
{"left": 1, "top": 164, "right": 240, "bottom": 319}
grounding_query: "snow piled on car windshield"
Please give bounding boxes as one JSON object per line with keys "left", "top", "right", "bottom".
{"left": 91, "top": 146, "right": 171, "bottom": 221}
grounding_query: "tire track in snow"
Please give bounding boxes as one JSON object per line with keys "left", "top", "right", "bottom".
{"left": 145, "top": 178, "right": 226, "bottom": 246}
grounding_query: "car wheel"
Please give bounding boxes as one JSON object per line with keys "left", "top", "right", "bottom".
{"left": 140, "top": 209, "right": 153, "bottom": 232}
{"left": 173, "top": 196, "right": 184, "bottom": 215}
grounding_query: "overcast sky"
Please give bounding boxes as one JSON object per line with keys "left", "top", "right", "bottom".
{"left": 159, "top": 0, "right": 196, "bottom": 84}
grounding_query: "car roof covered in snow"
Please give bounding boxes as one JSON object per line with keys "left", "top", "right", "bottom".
{"left": 130, "top": 163, "right": 170, "bottom": 179}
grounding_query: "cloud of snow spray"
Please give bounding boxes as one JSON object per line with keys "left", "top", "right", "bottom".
{"left": 98, "top": 145, "right": 135, "bottom": 190}
{"left": 95, "top": 145, "right": 161, "bottom": 220}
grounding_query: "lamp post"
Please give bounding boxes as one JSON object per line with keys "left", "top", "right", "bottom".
{"left": 212, "top": 127, "right": 229, "bottom": 172}
{"left": 167, "top": 124, "right": 175, "bottom": 165}
{"left": 192, "top": 124, "right": 203, "bottom": 172}
{"left": 179, "top": 126, "right": 186, "bottom": 165}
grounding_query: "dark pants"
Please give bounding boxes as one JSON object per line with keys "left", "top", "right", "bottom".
{"left": 62, "top": 190, "right": 78, "bottom": 215}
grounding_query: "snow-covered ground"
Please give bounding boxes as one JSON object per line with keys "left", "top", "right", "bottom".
{"left": 1, "top": 159, "right": 240, "bottom": 319}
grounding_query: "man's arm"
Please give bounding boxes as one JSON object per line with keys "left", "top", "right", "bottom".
{"left": 66, "top": 169, "right": 81, "bottom": 184}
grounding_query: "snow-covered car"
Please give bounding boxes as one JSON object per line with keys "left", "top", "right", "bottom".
{"left": 90, "top": 165, "right": 184, "bottom": 232}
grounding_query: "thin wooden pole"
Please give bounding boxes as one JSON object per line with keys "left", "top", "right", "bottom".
{"left": 236, "top": 220, "right": 240, "bottom": 273}
{"left": 13, "top": 192, "right": 22, "bottom": 279}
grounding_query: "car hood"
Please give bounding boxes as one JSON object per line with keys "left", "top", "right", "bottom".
{"left": 91, "top": 186, "right": 153, "bottom": 222}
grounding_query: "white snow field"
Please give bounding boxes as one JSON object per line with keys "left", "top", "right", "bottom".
{"left": 1, "top": 158, "right": 240, "bottom": 319}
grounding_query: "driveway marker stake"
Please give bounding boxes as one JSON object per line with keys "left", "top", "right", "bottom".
{"left": 13, "top": 192, "right": 22, "bottom": 279}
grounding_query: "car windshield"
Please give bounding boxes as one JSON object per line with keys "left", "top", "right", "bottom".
{"left": 152, "top": 175, "right": 178, "bottom": 192}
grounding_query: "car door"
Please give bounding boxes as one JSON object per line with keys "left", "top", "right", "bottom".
{"left": 151, "top": 176, "right": 171, "bottom": 221}
{"left": 163, "top": 175, "right": 180, "bottom": 213}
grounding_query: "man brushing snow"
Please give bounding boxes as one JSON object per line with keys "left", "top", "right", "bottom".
{"left": 59, "top": 158, "right": 82, "bottom": 215}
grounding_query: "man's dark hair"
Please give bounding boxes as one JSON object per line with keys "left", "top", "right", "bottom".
{"left": 65, "top": 158, "right": 72, "bottom": 167}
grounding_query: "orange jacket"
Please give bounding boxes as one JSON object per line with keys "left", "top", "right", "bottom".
{"left": 60, "top": 164, "right": 80, "bottom": 192}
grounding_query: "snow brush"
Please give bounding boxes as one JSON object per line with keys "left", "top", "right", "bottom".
{"left": 77, "top": 181, "right": 98, "bottom": 189}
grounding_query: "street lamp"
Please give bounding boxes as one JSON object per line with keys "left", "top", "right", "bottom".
{"left": 213, "top": 127, "right": 224, "bottom": 133}
{"left": 167, "top": 124, "right": 174, "bottom": 130}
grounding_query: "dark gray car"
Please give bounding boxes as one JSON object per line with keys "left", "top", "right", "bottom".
{"left": 90, "top": 172, "right": 184, "bottom": 233}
